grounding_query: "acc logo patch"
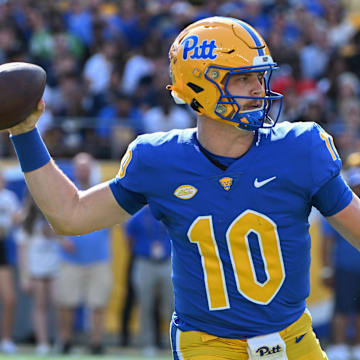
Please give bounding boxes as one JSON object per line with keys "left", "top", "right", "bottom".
{"left": 174, "top": 185, "right": 198, "bottom": 200}
{"left": 181, "top": 35, "right": 217, "bottom": 60}
{"left": 219, "top": 177, "right": 233, "bottom": 191}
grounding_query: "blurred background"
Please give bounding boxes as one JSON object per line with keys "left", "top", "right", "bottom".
{"left": 1, "top": 0, "right": 360, "bottom": 358}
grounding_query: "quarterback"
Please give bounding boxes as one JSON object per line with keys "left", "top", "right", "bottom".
{"left": 8, "top": 17, "right": 360, "bottom": 359}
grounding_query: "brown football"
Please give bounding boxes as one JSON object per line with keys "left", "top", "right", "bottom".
{"left": 0, "top": 62, "right": 46, "bottom": 130}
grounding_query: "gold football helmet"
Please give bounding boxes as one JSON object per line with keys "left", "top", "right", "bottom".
{"left": 167, "top": 16, "right": 283, "bottom": 130}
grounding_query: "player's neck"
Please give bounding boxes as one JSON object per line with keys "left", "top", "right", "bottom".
{"left": 197, "top": 116, "right": 255, "bottom": 158}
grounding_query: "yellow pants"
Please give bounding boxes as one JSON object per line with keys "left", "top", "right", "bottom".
{"left": 170, "top": 311, "right": 328, "bottom": 359}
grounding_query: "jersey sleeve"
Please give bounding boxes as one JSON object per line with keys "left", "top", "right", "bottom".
{"left": 312, "top": 174, "right": 353, "bottom": 216}
{"left": 309, "top": 123, "right": 342, "bottom": 196}
{"left": 109, "top": 138, "right": 148, "bottom": 214}
{"left": 308, "top": 123, "right": 353, "bottom": 216}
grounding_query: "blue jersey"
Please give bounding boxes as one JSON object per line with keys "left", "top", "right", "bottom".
{"left": 110, "top": 121, "right": 351, "bottom": 338}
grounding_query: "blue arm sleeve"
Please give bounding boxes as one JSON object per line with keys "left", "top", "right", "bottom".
{"left": 312, "top": 174, "right": 353, "bottom": 217}
{"left": 109, "top": 178, "right": 147, "bottom": 215}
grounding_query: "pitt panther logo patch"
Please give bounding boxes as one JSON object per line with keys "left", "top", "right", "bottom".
{"left": 174, "top": 185, "right": 198, "bottom": 200}
{"left": 256, "top": 345, "right": 282, "bottom": 357}
{"left": 219, "top": 177, "right": 233, "bottom": 191}
{"left": 181, "top": 35, "right": 218, "bottom": 60}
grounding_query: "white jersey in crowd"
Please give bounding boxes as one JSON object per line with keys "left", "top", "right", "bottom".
{"left": 0, "top": 188, "right": 19, "bottom": 236}
{"left": 15, "top": 220, "right": 60, "bottom": 278}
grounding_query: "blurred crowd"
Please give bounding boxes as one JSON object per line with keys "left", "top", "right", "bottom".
{"left": 0, "top": 0, "right": 360, "bottom": 159}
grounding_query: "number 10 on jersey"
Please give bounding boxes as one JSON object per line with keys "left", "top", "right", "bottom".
{"left": 188, "top": 210, "right": 286, "bottom": 310}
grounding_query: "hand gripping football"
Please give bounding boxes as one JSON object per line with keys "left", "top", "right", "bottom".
{"left": 0, "top": 62, "right": 46, "bottom": 130}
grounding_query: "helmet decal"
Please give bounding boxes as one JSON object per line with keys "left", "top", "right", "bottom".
{"left": 181, "top": 35, "right": 218, "bottom": 61}
{"left": 231, "top": 18, "right": 265, "bottom": 56}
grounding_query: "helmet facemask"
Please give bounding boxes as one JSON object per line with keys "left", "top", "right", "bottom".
{"left": 205, "top": 64, "right": 283, "bottom": 131}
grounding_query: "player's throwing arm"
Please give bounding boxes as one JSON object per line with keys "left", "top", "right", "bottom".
{"left": 4, "top": 63, "right": 124, "bottom": 235}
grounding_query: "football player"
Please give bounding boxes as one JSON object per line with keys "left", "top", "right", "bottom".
{"left": 8, "top": 17, "right": 360, "bottom": 359}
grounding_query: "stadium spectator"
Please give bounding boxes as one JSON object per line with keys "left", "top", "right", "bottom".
{"left": 324, "top": 0, "right": 355, "bottom": 49}
{"left": 124, "top": 205, "right": 172, "bottom": 357}
{"left": 114, "top": 4, "right": 152, "bottom": 51}
{"left": 96, "top": 91, "right": 141, "bottom": 158}
{"left": 0, "top": 24, "right": 20, "bottom": 65}
{"left": 121, "top": 47, "right": 155, "bottom": 97}
{"left": 0, "top": 171, "right": 20, "bottom": 355}
{"left": 83, "top": 40, "right": 117, "bottom": 97}
{"left": 321, "top": 152, "right": 360, "bottom": 360}
{"left": 243, "top": 0, "right": 270, "bottom": 36}
{"left": 330, "top": 72, "right": 360, "bottom": 158}
{"left": 336, "top": 72, "right": 360, "bottom": 116}
{"left": 299, "top": 23, "right": 331, "bottom": 80}
{"left": 335, "top": 98, "right": 360, "bottom": 158}
{"left": 50, "top": 12, "right": 86, "bottom": 63}
{"left": 344, "top": 29, "right": 360, "bottom": 79}
{"left": 64, "top": 0, "right": 94, "bottom": 48}
{"left": 142, "top": 93, "right": 195, "bottom": 133}
{"left": 54, "top": 153, "right": 112, "bottom": 355}
{"left": 53, "top": 74, "right": 89, "bottom": 118}
{"left": 27, "top": 8, "right": 55, "bottom": 69}
{"left": 16, "top": 196, "right": 60, "bottom": 356}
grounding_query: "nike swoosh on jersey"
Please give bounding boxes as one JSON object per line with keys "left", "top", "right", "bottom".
{"left": 254, "top": 176, "right": 277, "bottom": 188}
{"left": 295, "top": 333, "right": 306, "bottom": 343}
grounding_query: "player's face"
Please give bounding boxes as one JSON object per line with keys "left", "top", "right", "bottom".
{"left": 226, "top": 72, "right": 265, "bottom": 111}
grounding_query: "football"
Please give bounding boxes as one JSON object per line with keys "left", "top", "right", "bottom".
{"left": 0, "top": 62, "right": 46, "bottom": 130}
